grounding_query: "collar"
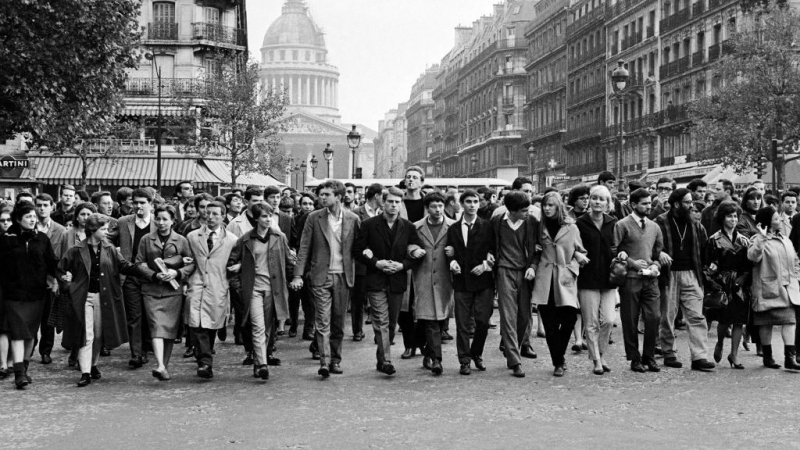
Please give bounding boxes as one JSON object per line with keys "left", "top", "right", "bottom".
{"left": 503, "top": 212, "right": 523, "bottom": 227}
{"left": 365, "top": 203, "right": 379, "bottom": 217}
{"left": 327, "top": 207, "right": 343, "bottom": 221}
{"left": 36, "top": 218, "right": 52, "bottom": 232}
{"left": 427, "top": 216, "right": 444, "bottom": 226}
{"left": 462, "top": 216, "right": 477, "bottom": 226}
{"left": 249, "top": 227, "right": 271, "bottom": 244}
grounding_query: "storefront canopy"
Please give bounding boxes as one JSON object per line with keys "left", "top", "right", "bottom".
{"left": 201, "top": 159, "right": 285, "bottom": 188}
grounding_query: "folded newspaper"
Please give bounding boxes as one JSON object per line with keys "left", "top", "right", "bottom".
{"left": 154, "top": 258, "right": 181, "bottom": 290}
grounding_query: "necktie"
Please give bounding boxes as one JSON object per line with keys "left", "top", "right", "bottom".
{"left": 465, "top": 222, "right": 472, "bottom": 246}
{"left": 207, "top": 231, "right": 215, "bottom": 252}
{"left": 640, "top": 218, "right": 646, "bottom": 230}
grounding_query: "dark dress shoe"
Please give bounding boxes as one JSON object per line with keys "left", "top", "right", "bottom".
{"left": 77, "top": 373, "right": 91, "bottom": 387}
{"left": 460, "top": 364, "right": 471, "bottom": 375}
{"left": 152, "top": 368, "right": 170, "bottom": 381}
{"left": 128, "top": 356, "right": 145, "bottom": 369}
{"left": 690, "top": 359, "right": 716, "bottom": 372}
{"left": 0, "top": 368, "right": 9, "bottom": 379}
{"left": 593, "top": 367, "right": 605, "bottom": 375}
{"left": 41, "top": 354, "right": 52, "bottom": 364}
{"left": 380, "top": 362, "right": 396, "bottom": 375}
{"left": 521, "top": 346, "right": 537, "bottom": 359}
{"left": 183, "top": 347, "right": 195, "bottom": 358}
{"left": 401, "top": 348, "right": 416, "bottom": 359}
{"left": 554, "top": 366, "right": 565, "bottom": 377}
{"left": 511, "top": 364, "right": 525, "bottom": 378}
{"left": 90, "top": 366, "right": 101, "bottom": 380}
{"left": 277, "top": 330, "right": 286, "bottom": 336}
{"left": 100, "top": 346, "right": 111, "bottom": 357}
{"left": 196, "top": 364, "right": 213, "bottom": 379}
{"left": 643, "top": 357, "right": 661, "bottom": 372}
{"left": 318, "top": 366, "right": 330, "bottom": 378}
{"left": 13, "top": 363, "right": 27, "bottom": 389}
{"left": 571, "top": 344, "right": 582, "bottom": 353}
{"left": 713, "top": 341, "right": 724, "bottom": 363}
{"left": 630, "top": 359, "right": 646, "bottom": 373}
{"left": 602, "top": 364, "right": 611, "bottom": 373}
{"left": 473, "top": 357, "right": 487, "bottom": 371}
{"left": 441, "top": 330, "right": 453, "bottom": 341}
{"left": 256, "top": 365, "right": 269, "bottom": 380}
{"left": 242, "top": 352, "right": 254, "bottom": 366}
{"left": 329, "top": 363, "right": 343, "bottom": 374}
{"left": 288, "top": 330, "right": 298, "bottom": 338}
{"left": 663, "top": 357, "right": 683, "bottom": 368}
{"left": 353, "top": 331, "right": 364, "bottom": 341}
{"left": 217, "top": 327, "right": 228, "bottom": 342}
{"left": 267, "top": 356, "right": 281, "bottom": 366}
{"left": 174, "top": 338, "right": 182, "bottom": 344}
{"left": 422, "top": 356, "right": 433, "bottom": 370}
{"left": 431, "top": 359, "right": 443, "bottom": 375}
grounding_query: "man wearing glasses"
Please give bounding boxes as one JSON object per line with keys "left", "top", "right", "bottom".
{"left": 649, "top": 177, "right": 675, "bottom": 220}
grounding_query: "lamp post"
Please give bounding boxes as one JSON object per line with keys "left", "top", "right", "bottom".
{"left": 310, "top": 154, "right": 319, "bottom": 178}
{"left": 144, "top": 53, "right": 163, "bottom": 193}
{"left": 470, "top": 154, "right": 478, "bottom": 175}
{"left": 610, "top": 60, "right": 630, "bottom": 191}
{"left": 300, "top": 160, "right": 307, "bottom": 190}
{"left": 323, "top": 143, "right": 334, "bottom": 178}
{"left": 347, "top": 125, "right": 362, "bottom": 179}
{"left": 293, "top": 164, "right": 299, "bottom": 190}
{"left": 434, "top": 161, "right": 441, "bottom": 178}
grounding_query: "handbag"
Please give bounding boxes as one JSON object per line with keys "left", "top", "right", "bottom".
{"left": 608, "top": 257, "right": 628, "bottom": 287}
{"left": 703, "top": 289, "right": 728, "bottom": 309}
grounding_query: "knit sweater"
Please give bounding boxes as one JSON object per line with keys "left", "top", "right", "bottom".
{"left": 613, "top": 214, "right": 664, "bottom": 278}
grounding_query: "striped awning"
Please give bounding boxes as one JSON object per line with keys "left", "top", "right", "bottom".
{"left": 31, "top": 156, "right": 198, "bottom": 186}
{"left": 202, "top": 159, "right": 284, "bottom": 187}
{"left": 121, "top": 105, "right": 196, "bottom": 117}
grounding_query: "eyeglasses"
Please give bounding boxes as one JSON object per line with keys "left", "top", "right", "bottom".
{"left": 577, "top": 196, "right": 589, "bottom": 201}
{"left": 657, "top": 187, "right": 673, "bottom": 193}
{"left": 0, "top": 219, "right": 10, "bottom": 222}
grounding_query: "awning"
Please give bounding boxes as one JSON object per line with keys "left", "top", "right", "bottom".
{"left": 121, "top": 105, "right": 196, "bottom": 117}
{"left": 32, "top": 156, "right": 198, "bottom": 186}
{"left": 642, "top": 162, "right": 719, "bottom": 183}
{"left": 202, "top": 159, "right": 284, "bottom": 188}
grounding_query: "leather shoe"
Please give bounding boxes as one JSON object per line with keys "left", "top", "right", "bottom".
{"left": 77, "top": 373, "right": 91, "bottom": 387}
{"left": 256, "top": 365, "right": 269, "bottom": 380}
{"left": 267, "top": 356, "right": 281, "bottom": 366}
{"left": 663, "top": 357, "right": 683, "bottom": 368}
{"left": 459, "top": 363, "right": 471, "bottom": 375}
{"left": 128, "top": 356, "right": 145, "bottom": 369}
{"left": 630, "top": 359, "right": 646, "bottom": 373}
{"left": 41, "top": 354, "right": 52, "bottom": 365}
{"left": 422, "top": 356, "right": 432, "bottom": 370}
{"left": 318, "top": 366, "right": 330, "bottom": 378}
{"left": 643, "top": 357, "right": 661, "bottom": 372}
{"left": 329, "top": 363, "right": 343, "bottom": 374}
{"left": 654, "top": 346, "right": 664, "bottom": 355}
{"left": 553, "top": 366, "right": 565, "bottom": 377}
{"left": 690, "top": 359, "right": 716, "bottom": 372}
{"left": 152, "top": 368, "right": 170, "bottom": 381}
{"left": 441, "top": 330, "right": 454, "bottom": 341}
{"left": 401, "top": 348, "right": 416, "bottom": 359}
{"left": 217, "top": 326, "right": 228, "bottom": 341}
{"left": 521, "top": 346, "right": 537, "bottom": 359}
{"left": 473, "top": 357, "right": 486, "bottom": 371}
{"left": 183, "top": 347, "right": 195, "bottom": 358}
{"left": 100, "top": 346, "right": 111, "bottom": 357}
{"left": 90, "top": 366, "right": 101, "bottom": 380}
{"left": 242, "top": 352, "right": 254, "bottom": 365}
{"left": 196, "top": 364, "right": 213, "bottom": 379}
{"left": 511, "top": 364, "right": 525, "bottom": 378}
{"left": 288, "top": 330, "right": 298, "bottom": 338}
{"left": 430, "top": 359, "right": 443, "bottom": 376}
{"left": 353, "top": 331, "right": 365, "bottom": 341}
{"left": 380, "top": 362, "right": 396, "bottom": 376}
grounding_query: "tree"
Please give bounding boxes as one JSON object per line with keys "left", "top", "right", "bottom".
{"left": 689, "top": 3, "right": 800, "bottom": 190}
{"left": 177, "top": 57, "right": 291, "bottom": 186}
{"left": 0, "top": 0, "right": 141, "bottom": 144}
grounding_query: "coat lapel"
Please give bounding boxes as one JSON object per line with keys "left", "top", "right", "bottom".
{"left": 319, "top": 209, "right": 333, "bottom": 247}
{"left": 419, "top": 221, "right": 434, "bottom": 246}
{"left": 554, "top": 224, "right": 569, "bottom": 242}
{"left": 244, "top": 233, "right": 256, "bottom": 261}
{"left": 126, "top": 218, "right": 135, "bottom": 243}
{"left": 342, "top": 213, "right": 353, "bottom": 244}
{"left": 78, "top": 242, "right": 91, "bottom": 276}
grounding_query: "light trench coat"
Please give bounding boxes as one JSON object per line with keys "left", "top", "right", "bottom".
{"left": 408, "top": 217, "right": 455, "bottom": 321}
{"left": 747, "top": 232, "right": 800, "bottom": 311}
{"left": 185, "top": 226, "right": 237, "bottom": 329}
{"left": 532, "top": 219, "right": 587, "bottom": 308}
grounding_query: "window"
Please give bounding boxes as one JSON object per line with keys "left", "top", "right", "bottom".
{"left": 305, "top": 51, "right": 310, "bottom": 61}
{"left": 153, "top": 2, "right": 175, "bottom": 23}
{"left": 204, "top": 7, "right": 221, "bottom": 24}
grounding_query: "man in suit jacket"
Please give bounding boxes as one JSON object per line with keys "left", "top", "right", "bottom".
{"left": 351, "top": 183, "right": 384, "bottom": 341}
{"left": 185, "top": 201, "right": 237, "bottom": 379}
{"left": 445, "top": 189, "right": 495, "bottom": 376}
{"left": 265, "top": 186, "right": 295, "bottom": 243}
{"left": 171, "top": 181, "right": 194, "bottom": 225}
{"left": 291, "top": 180, "right": 359, "bottom": 378}
{"left": 113, "top": 188, "right": 157, "bottom": 368}
{"left": 353, "top": 186, "right": 421, "bottom": 376}
{"left": 34, "top": 194, "right": 67, "bottom": 364}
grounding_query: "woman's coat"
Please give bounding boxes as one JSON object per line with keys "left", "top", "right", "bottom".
{"left": 532, "top": 219, "right": 587, "bottom": 308}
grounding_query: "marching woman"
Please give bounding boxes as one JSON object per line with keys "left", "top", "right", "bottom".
{"left": 532, "top": 191, "right": 589, "bottom": 377}
{"left": 0, "top": 201, "right": 59, "bottom": 389}
{"left": 227, "top": 203, "right": 294, "bottom": 380}
{"left": 747, "top": 206, "right": 800, "bottom": 371}
{"left": 136, "top": 205, "right": 195, "bottom": 381}
{"left": 0, "top": 206, "right": 16, "bottom": 380}
{"left": 61, "top": 202, "right": 98, "bottom": 253}
{"left": 60, "top": 214, "right": 141, "bottom": 387}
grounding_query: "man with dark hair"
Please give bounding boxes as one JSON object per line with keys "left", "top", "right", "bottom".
{"left": 447, "top": 189, "right": 495, "bottom": 375}
{"left": 491, "top": 177, "right": 537, "bottom": 220}
{"left": 279, "top": 196, "right": 295, "bottom": 216}
{"left": 490, "top": 191, "right": 540, "bottom": 378}
{"left": 597, "top": 171, "right": 616, "bottom": 191}
{"left": 223, "top": 192, "right": 244, "bottom": 225}
{"left": 354, "top": 186, "right": 421, "bottom": 376}
{"left": 779, "top": 191, "right": 797, "bottom": 236}
{"left": 477, "top": 187, "right": 497, "bottom": 220}
{"left": 613, "top": 188, "right": 664, "bottom": 373}
{"left": 16, "top": 191, "right": 34, "bottom": 205}
{"left": 173, "top": 181, "right": 194, "bottom": 223}
{"left": 649, "top": 177, "right": 676, "bottom": 220}
{"left": 344, "top": 183, "right": 357, "bottom": 212}
{"left": 686, "top": 179, "right": 708, "bottom": 201}
{"left": 51, "top": 184, "right": 77, "bottom": 226}
{"left": 177, "top": 193, "right": 214, "bottom": 237}
{"left": 700, "top": 191, "right": 731, "bottom": 236}
{"left": 265, "top": 185, "right": 294, "bottom": 238}
{"left": 112, "top": 187, "right": 156, "bottom": 368}
{"left": 33, "top": 193, "right": 67, "bottom": 364}
{"left": 351, "top": 183, "right": 385, "bottom": 341}
{"left": 291, "top": 179, "right": 360, "bottom": 378}
{"left": 114, "top": 187, "right": 134, "bottom": 218}
{"left": 653, "top": 188, "right": 715, "bottom": 371}
{"left": 227, "top": 187, "right": 265, "bottom": 239}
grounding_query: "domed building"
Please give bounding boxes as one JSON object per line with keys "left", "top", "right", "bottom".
{"left": 261, "top": 0, "right": 375, "bottom": 186}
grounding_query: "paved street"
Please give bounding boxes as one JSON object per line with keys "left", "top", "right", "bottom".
{"left": 3, "top": 314, "right": 800, "bottom": 450}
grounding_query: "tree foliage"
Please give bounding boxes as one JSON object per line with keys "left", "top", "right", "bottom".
{"left": 0, "top": 0, "right": 141, "bottom": 145}
{"left": 689, "top": 3, "right": 800, "bottom": 189}
{"left": 177, "top": 57, "right": 291, "bottom": 186}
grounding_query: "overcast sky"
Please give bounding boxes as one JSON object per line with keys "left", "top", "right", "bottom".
{"left": 248, "top": 0, "right": 500, "bottom": 131}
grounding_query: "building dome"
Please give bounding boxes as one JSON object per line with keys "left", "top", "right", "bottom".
{"left": 262, "top": 0, "right": 326, "bottom": 49}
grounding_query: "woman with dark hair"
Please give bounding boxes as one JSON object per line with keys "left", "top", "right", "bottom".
{"left": 61, "top": 213, "right": 140, "bottom": 387}
{"left": 704, "top": 201, "right": 751, "bottom": 368}
{"left": 532, "top": 191, "right": 589, "bottom": 377}
{"left": 0, "top": 201, "right": 58, "bottom": 388}
{"left": 0, "top": 206, "right": 15, "bottom": 379}
{"left": 136, "top": 204, "right": 195, "bottom": 381}
{"left": 747, "top": 206, "right": 800, "bottom": 371}
{"left": 61, "top": 202, "right": 98, "bottom": 254}
{"left": 566, "top": 184, "right": 591, "bottom": 353}
{"left": 736, "top": 187, "right": 762, "bottom": 238}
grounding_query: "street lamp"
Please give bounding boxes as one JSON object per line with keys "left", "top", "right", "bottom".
{"left": 144, "top": 52, "right": 163, "bottom": 193}
{"left": 347, "top": 125, "right": 362, "bottom": 179}
{"left": 293, "top": 164, "right": 300, "bottom": 190}
{"left": 434, "top": 161, "right": 441, "bottom": 178}
{"left": 300, "top": 160, "right": 307, "bottom": 190}
{"left": 310, "top": 154, "right": 319, "bottom": 177}
{"left": 470, "top": 154, "right": 478, "bottom": 175}
{"left": 323, "top": 143, "right": 334, "bottom": 178}
{"left": 610, "top": 60, "right": 630, "bottom": 190}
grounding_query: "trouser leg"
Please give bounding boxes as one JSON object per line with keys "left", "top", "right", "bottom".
{"left": 78, "top": 294, "right": 99, "bottom": 373}
{"left": 250, "top": 291, "right": 268, "bottom": 366}
{"left": 677, "top": 271, "right": 710, "bottom": 361}
{"left": 580, "top": 289, "right": 602, "bottom": 361}
{"left": 368, "top": 290, "right": 391, "bottom": 364}
{"left": 471, "top": 288, "right": 494, "bottom": 359}
{"left": 122, "top": 278, "right": 144, "bottom": 358}
{"left": 329, "top": 274, "right": 349, "bottom": 365}
{"left": 312, "top": 275, "right": 334, "bottom": 366}
{"left": 352, "top": 275, "right": 365, "bottom": 336}
{"left": 454, "top": 291, "right": 475, "bottom": 364}
{"left": 619, "top": 278, "right": 642, "bottom": 361}
{"left": 421, "top": 319, "right": 442, "bottom": 360}
{"left": 659, "top": 274, "right": 679, "bottom": 358}
{"left": 39, "top": 291, "right": 55, "bottom": 356}
{"left": 640, "top": 278, "right": 661, "bottom": 359}
{"left": 193, "top": 328, "right": 215, "bottom": 367}
{"left": 497, "top": 268, "right": 523, "bottom": 368}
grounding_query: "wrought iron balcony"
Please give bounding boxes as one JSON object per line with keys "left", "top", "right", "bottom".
{"left": 622, "top": 32, "right": 643, "bottom": 51}
{"left": 192, "top": 22, "right": 246, "bottom": 47}
{"left": 124, "top": 78, "right": 210, "bottom": 97}
{"left": 567, "top": 6, "right": 604, "bottom": 38}
{"left": 566, "top": 160, "right": 605, "bottom": 177}
{"left": 147, "top": 22, "right": 178, "bottom": 40}
{"left": 605, "top": 0, "right": 645, "bottom": 21}
{"left": 660, "top": 8, "right": 690, "bottom": 34}
{"left": 692, "top": 1, "right": 705, "bottom": 15}
{"left": 568, "top": 84, "right": 605, "bottom": 107}
{"left": 646, "top": 26, "right": 654, "bottom": 38}
{"left": 692, "top": 50, "right": 705, "bottom": 66}
{"left": 708, "top": 44, "right": 721, "bottom": 61}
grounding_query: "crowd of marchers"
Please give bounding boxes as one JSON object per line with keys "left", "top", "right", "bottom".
{"left": 1, "top": 168, "right": 800, "bottom": 389}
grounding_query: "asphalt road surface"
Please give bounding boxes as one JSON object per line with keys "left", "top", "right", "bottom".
{"left": 3, "top": 315, "right": 800, "bottom": 450}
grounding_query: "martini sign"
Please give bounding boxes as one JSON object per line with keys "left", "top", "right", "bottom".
{"left": 0, "top": 155, "right": 29, "bottom": 178}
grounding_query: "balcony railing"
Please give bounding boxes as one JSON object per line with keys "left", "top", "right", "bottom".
{"left": 566, "top": 160, "right": 606, "bottom": 177}
{"left": 654, "top": 104, "right": 690, "bottom": 127}
{"left": 502, "top": 97, "right": 516, "bottom": 107}
{"left": 709, "top": 0, "right": 722, "bottom": 8}
{"left": 660, "top": 8, "right": 690, "bottom": 34}
{"left": 569, "top": 46, "right": 605, "bottom": 69}
{"left": 622, "top": 31, "right": 643, "bottom": 51}
{"left": 692, "top": 1, "right": 705, "bottom": 15}
{"left": 568, "top": 84, "right": 605, "bottom": 106}
{"left": 567, "top": 6, "right": 604, "bottom": 38}
{"left": 124, "top": 78, "right": 210, "bottom": 97}
{"left": 708, "top": 43, "right": 721, "bottom": 61}
{"left": 192, "top": 22, "right": 245, "bottom": 46}
{"left": 80, "top": 139, "right": 157, "bottom": 155}
{"left": 692, "top": 50, "right": 705, "bottom": 66}
{"left": 566, "top": 123, "right": 604, "bottom": 142}
{"left": 529, "top": 80, "right": 565, "bottom": 98}
{"left": 147, "top": 21, "right": 178, "bottom": 40}
{"left": 647, "top": 25, "right": 654, "bottom": 38}
{"left": 605, "top": 0, "right": 645, "bottom": 20}
{"left": 531, "top": 120, "right": 567, "bottom": 139}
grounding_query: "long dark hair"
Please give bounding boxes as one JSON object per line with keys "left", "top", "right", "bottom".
{"left": 741, "top": 187, "right": 762, "bottom": 213}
